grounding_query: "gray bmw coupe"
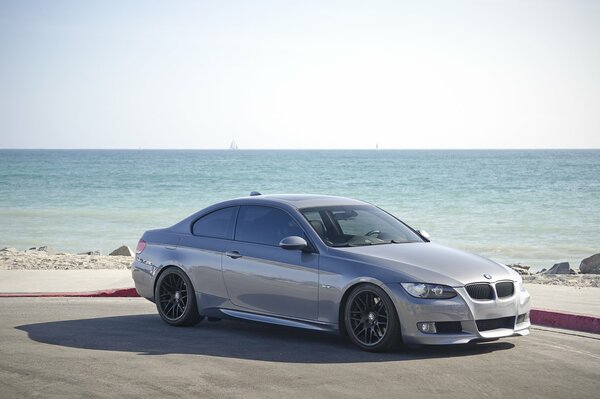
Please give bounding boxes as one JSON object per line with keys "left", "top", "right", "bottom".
{"left": 132, "top": 193, "right": 530, "bottom": 352}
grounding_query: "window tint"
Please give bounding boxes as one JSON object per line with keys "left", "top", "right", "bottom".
{"left": 192, "top": 207, "right": 237, "bottom": 239}
{"left": 301, "top": 205, "right": 423, "bottom": 247}
{"left": 336, "top": 209, "right": 382, "bottom": 236}
{"left": 235, "top": 206, "right": 304, "bottom": 246}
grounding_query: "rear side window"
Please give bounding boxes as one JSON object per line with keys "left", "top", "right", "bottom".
{"left": 192, "top": 207, "right": 237, "bottom": 239}
{"left": 235, "top": 205, "right": 304, "bottom": 246}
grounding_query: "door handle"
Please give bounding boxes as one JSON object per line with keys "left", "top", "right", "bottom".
{"left": 225, "top": 251, "right": 242, "bottom": 259}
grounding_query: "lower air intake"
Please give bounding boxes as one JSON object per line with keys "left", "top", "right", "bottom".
{"left": 476, "top": 316, "right": 516, "bottom": 331}
{"left": 434, "top": 321, "right": 463, "bottom": 334}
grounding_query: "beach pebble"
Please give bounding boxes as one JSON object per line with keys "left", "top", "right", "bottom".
{"left": 580, "top": 253, "right": 600, "bottom": 274}
{"left": 109, "top": 245, "right": 134, "bottom": 257}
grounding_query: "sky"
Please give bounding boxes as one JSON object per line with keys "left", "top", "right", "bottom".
{"left": 0, "top": 0, "right": 599, "bottom": 149}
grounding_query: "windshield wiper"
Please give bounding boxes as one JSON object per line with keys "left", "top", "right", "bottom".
{"left": 334, "top": 240, "right": 404, "bottom": 247}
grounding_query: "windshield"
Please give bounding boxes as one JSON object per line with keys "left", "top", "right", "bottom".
{"left": 300, "top": 205, "right": 424, "bottom": 247}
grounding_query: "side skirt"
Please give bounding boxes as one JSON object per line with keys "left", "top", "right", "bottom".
{"left": 218, "top": 308, "right": 338, "bottom": 333}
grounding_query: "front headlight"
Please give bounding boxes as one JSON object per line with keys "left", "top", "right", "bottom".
{"left": 401, "top": 283, "right": 457, "bottom": 299}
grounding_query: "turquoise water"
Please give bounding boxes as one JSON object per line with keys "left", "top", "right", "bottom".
{"left": 1, "top": 150, "right": 598, "bottom": 270}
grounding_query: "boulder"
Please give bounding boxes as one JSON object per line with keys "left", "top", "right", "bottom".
{"left": 0, "top": 247, "right": 18, "bottom": 253}
{"left": 109, "top": 245, "right": 134, "bottom": 257}
{"left": 580, "top": 253, "right": 600, "bottom": 274}
{"left": 544, "top": 262, "right": 570, "bottom": 274}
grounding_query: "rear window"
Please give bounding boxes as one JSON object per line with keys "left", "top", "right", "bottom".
{"left": 192, "top": 207, "right": 237, "bottom": 239}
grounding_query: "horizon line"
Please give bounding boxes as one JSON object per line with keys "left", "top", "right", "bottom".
{"left": 0, "top": 147, "right": 599, "bottom": 151}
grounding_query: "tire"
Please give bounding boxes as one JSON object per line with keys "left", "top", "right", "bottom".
{"left": 344, "top": 284, "right": 400, "bottom": 352}
{"left": 155, "top": 267, "right": 204, "bottom": 327}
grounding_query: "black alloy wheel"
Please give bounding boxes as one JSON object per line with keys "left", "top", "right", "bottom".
{"left": 155, "top": 267, "right": 203, "bottom": 327}
{"left": 344, "top": 284, "right": 400, "bottom": 352}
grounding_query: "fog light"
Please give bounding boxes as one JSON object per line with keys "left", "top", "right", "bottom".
{"left": 517, "top": 313, "right": 529, "bottom": 324}
{"left": 417, "top": 322, "right": 437, "bottom": 334}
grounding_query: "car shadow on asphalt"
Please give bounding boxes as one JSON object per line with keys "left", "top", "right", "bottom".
{"left": 16, "top": 314, "right": 515, "bottom": 363}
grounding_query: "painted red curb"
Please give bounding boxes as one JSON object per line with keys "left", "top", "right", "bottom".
{"left": 0, "top": 287, "right": 140, "bottom": 298}
{"left": 530, "top": 308, "right": 600, "bottom": 334}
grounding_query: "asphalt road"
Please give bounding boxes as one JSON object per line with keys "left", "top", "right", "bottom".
{"left": 0, "top": 298, "right": 598, "bottom": 399}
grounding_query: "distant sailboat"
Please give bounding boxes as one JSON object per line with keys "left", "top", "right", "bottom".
{"left": 229, "top": 140, "right": 238, "bottom": 150}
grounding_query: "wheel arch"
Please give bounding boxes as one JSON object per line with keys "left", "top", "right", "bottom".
{"left": 152, "top": 264, "right": 188, "bottom": 298}
{"left": 337, "top": 279, "right": 401, "bottom": 338}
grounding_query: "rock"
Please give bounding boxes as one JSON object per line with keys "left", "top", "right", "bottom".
{"left": 544, "top": 262, "right": 571, "bottom": 274}
{"left": 26, "top": 246, "right": 55, "bottom": 253}
{"left": 78, "top": 250, "right": 101, "bottom": 256}
{"left": 109, "top": 245, "right": 134, "bottom": 257}
{"left": 580, "top": 253, "right": 600, "bottom": 274}
{"left": 36, "top": 246, "right": 55, "bottom": 255}
{"left": 538, "top": 268, "right": 547, "bottom": 274}
{"left": 0, "top": 247, "right": 18, "bottom": 253}
{"left": 506, "top": 263, "right": 531, "bottom": 275}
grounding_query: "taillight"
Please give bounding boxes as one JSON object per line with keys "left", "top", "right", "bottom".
{"left": 136, "top": 239, "right": 146, "bottom": 254}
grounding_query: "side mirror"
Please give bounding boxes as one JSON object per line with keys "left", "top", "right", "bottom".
{"left": 417, "top": 230, "right": 431, "bottom": 240}
{"left": 279, "top": 236, "right": 308, "bottom": 250}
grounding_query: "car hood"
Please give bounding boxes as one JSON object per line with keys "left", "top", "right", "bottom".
{"left": 330, "top": 242, "right": 517, "bottom": 287}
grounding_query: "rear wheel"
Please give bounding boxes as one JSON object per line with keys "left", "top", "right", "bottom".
{"left": 155, "top": 268, "right": 203, "bottom": 327}
{"left": 344, "top": 284, "right": 400, "bottom": 352}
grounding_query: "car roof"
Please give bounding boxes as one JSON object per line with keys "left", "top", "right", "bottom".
{"left": 230, "top": 194, "right": 368, "bottom": 209}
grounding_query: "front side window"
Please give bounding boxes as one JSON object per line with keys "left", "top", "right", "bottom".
{"left": 235, "top": 205, "right": 305, "bottom": 246}
{"left": 192, "top": 207, "right": 237, "bottom": 239}
{"left": 301, "top": 205, "right": 423, "bottom": 247}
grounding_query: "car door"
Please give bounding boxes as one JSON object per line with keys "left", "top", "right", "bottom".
{"left": 221, "top": 205, "right": 319, "bottom": 321}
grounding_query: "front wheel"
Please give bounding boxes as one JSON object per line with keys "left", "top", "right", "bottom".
{"left": 155, "top": 267, "right": 203, "bottom": 327}
{"left": 344, "top": 284, "right": 400, "bottom": 352}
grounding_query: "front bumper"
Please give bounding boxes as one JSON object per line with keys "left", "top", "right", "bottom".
{"left": 386, "top": 282, "right": 531, "bottom": 345}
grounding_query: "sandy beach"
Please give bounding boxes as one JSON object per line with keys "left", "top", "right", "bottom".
{"left": 0, "top": 249, "right": 132, "bottom": 270}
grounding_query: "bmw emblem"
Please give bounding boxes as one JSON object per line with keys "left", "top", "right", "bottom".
{"left": 483, "top": 274, "right": 492, "bottom": 280}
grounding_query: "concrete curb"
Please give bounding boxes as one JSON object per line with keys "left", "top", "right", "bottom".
{"left": 0, "top": 287, "right": 139, "bottom": 298}
{"left": 0, "top": 290, "right": 597, "bottom": 334}
{"left": 530, "top": 309, "right": 600, "bottom": 335}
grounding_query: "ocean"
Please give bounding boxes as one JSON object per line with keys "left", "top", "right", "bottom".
{"left": 1, "top": 149, "right": 598, "bottom": 271}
